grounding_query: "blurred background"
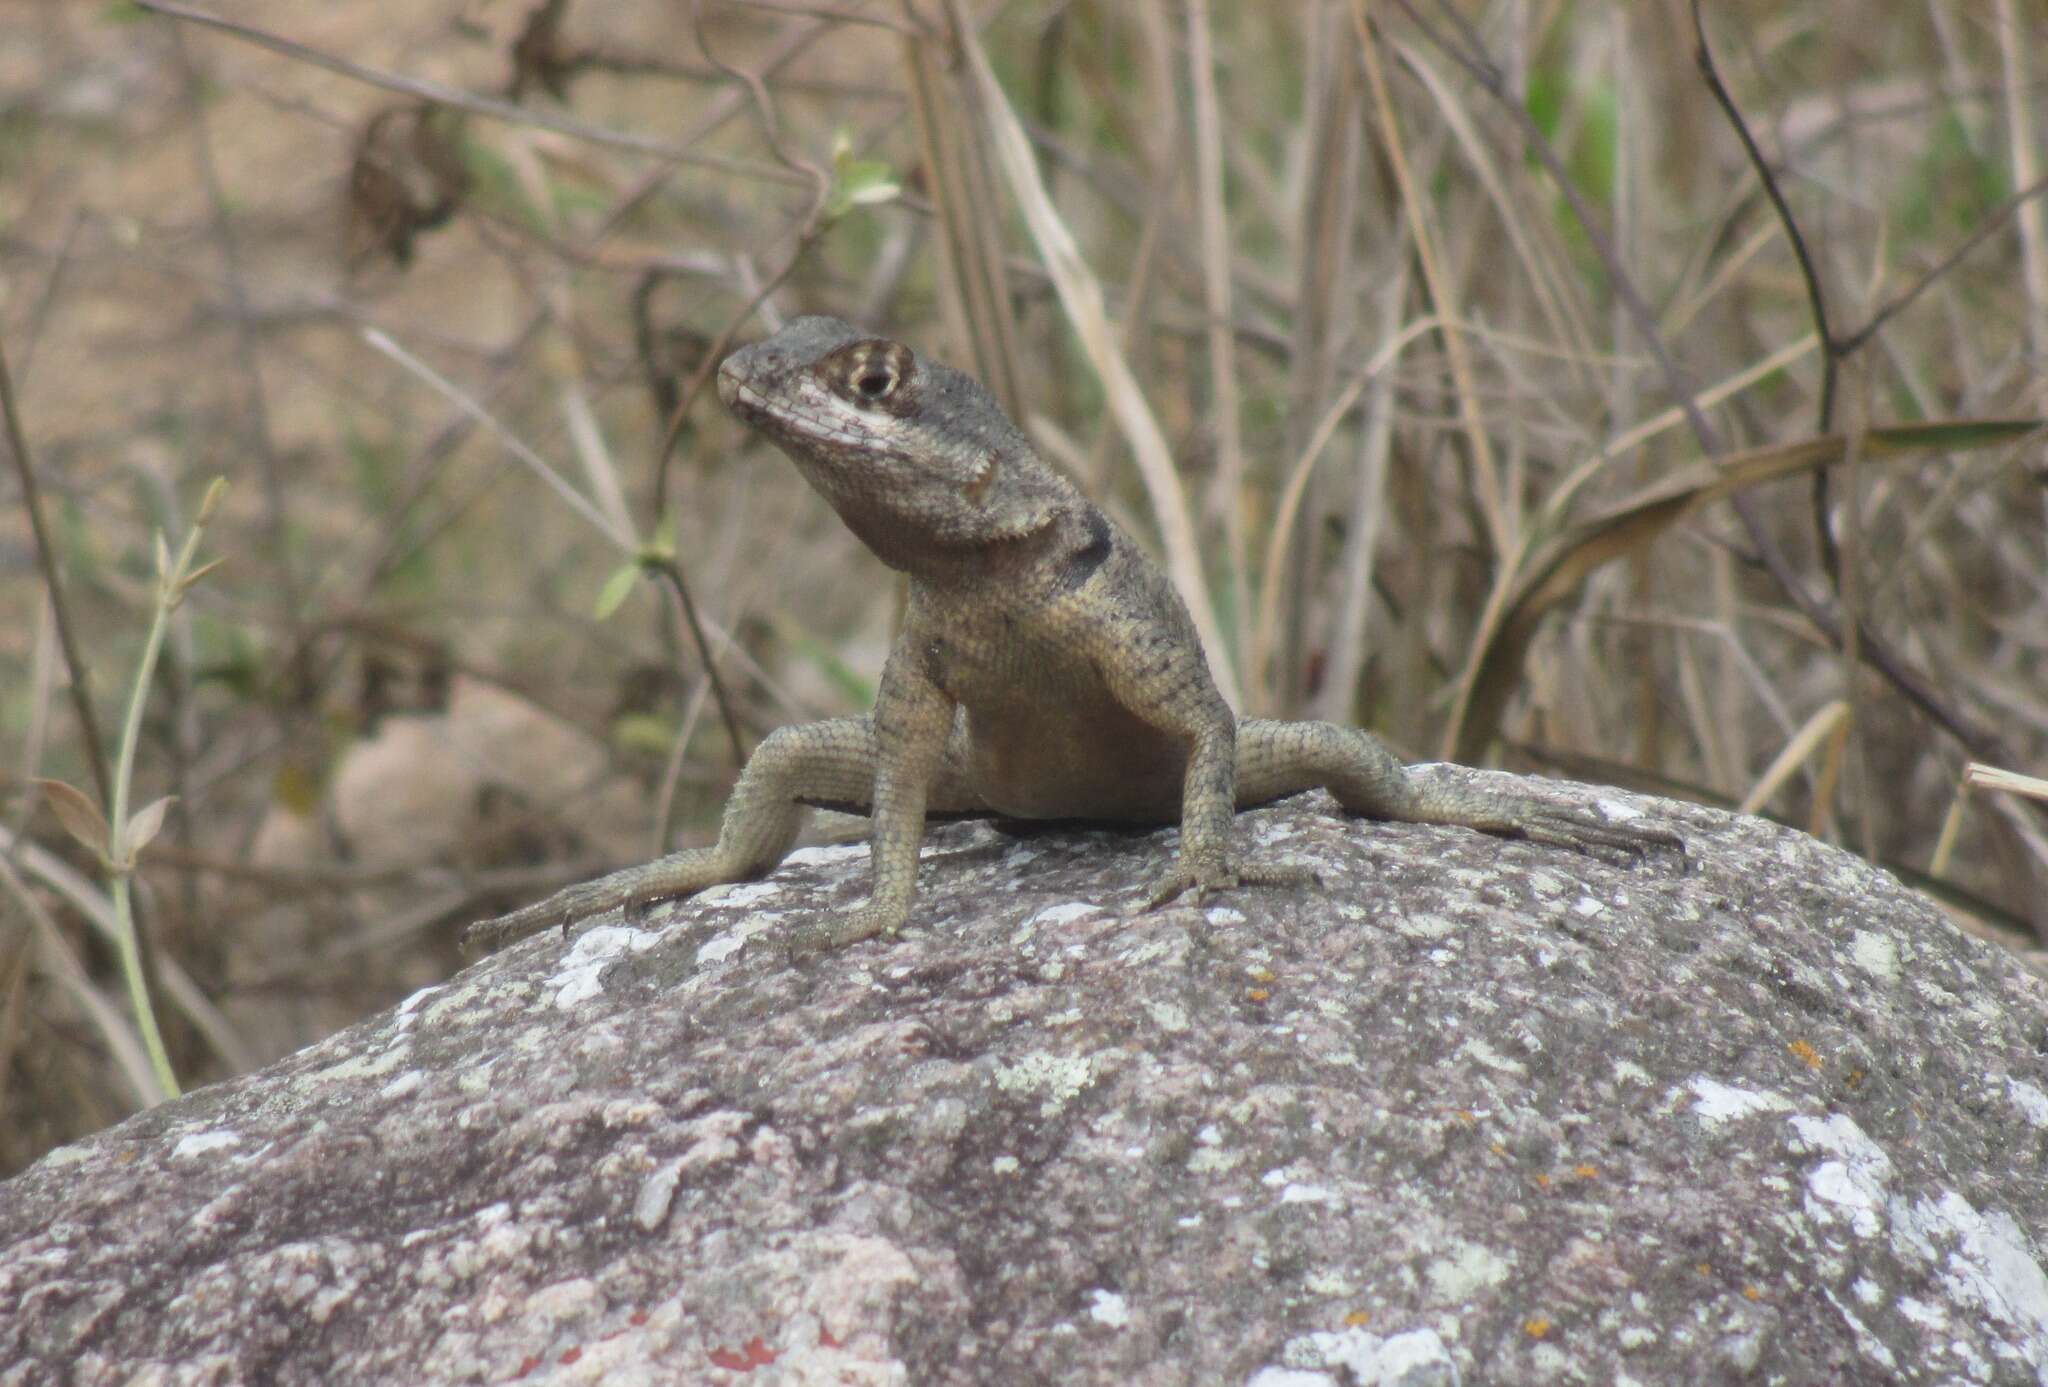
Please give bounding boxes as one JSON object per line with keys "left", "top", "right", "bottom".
{"left": 3, "top": 0, "right": 2045, "bottom": 1174}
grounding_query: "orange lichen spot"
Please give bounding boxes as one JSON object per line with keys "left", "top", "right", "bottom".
{"left": 1788, "top": 1039, "right": 1823, "bottom": 1070}
{"left": 1572, "top": 1164, "right": 1597, "bottom": 1179}
{"left": 1247, "top": 988, "right": 1271, "bottom": 1003}
{"left": 1533, "top": 1173, "right": 1551, "bottom": 1188}
{"left": 1490, "top": 1142, "right": 1509, "bottom": 1157}
{"left": 1455, "top": 1110, "right": 1476, "bottom": 1124}
{"left": 1523, "top": 1317, "right": 1552, "bottom": 1339}
{"left": 1343, "top": 1310, "right": 1372, "bottom": 1328}
{"left": 1696, "top": 1262, "right": 1712, "bottom": 1276}
{"left": 1743, "top": 1284, "right": 1762, "bottom": 1302}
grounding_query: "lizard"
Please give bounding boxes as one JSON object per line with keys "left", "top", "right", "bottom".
{"left": 464, "top": 315, "right": 1678, "bottom": 954}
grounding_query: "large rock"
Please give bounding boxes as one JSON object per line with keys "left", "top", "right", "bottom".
{"left": 4, "top": 769, "right": 2046, "bottom": 1385}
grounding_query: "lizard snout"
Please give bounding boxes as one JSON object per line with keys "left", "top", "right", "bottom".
{"left": 715, "top": 353, "right": 746, "bottom": 409}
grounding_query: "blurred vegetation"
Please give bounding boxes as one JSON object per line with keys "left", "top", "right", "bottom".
{"left": 3, "top": 0, "right": 2047, "bottom": 1174}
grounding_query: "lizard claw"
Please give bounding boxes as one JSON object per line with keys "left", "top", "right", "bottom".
{"left": 462, "top": 877, "right": 641, "bottom": 954}
{"left": 1139, "top": 858, "right": 1320, "bottom": 912}
{"left": 785, "top": 902, "right": 907, "bottom": 958}
{"left": 1514, "top": 809, "right": 1685, "bottom": 862}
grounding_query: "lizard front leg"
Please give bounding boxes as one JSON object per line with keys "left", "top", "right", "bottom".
{"left": 1081, "top": 615, "right": 1313, "bottom": 909}
{"left": 802, "top": 643, "right": 958, "bottom": 950}
{"left": 462, "top": 716, "right": 879, "bottom": 952}
{"left": 1142, "top": 717, "right": 1319, "bottom": 909}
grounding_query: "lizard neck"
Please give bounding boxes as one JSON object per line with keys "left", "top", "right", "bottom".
{"left": 860, "top": 500, "right": 1099, "bottom": 595}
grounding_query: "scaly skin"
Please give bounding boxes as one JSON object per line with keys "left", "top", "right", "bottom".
{"left": 465, "top": 317, "right": 1678, "bottom": 954}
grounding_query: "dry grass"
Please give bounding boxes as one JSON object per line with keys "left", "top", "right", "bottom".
{"left": 3, "top": 0, "right": 2046, "bottom": 1172}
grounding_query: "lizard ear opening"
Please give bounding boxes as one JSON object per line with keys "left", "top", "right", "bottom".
{"left": 961, "top": 449, "right": 998, "bottom": 505}
{"left": 822, "top": 339, "right": 917, "bottom": 412}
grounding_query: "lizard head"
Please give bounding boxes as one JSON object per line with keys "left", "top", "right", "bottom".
{"left": 717, "top": 316, "right": 1075, "bottom": 570}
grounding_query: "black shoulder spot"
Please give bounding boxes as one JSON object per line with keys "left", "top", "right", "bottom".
{"left": 1053, "top": 508, "right": 1114, "bottom": 595}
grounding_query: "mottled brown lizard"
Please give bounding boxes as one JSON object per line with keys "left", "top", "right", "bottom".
{"left": 465, "top": 316, "right": 1677, "bottom": 953}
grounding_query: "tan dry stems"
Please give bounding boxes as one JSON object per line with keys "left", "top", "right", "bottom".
{"left": 2, "top": 0, "right": 2046, "bottom": 1171}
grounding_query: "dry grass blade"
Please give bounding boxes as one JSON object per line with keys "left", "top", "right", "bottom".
{"left": 1387, "top": 36, "right": 1593, "bottom": 380}
{"left": 1444, "top": 419, "right": 2045, "bottom": 761}
{"left": 0, "top": 852, "right": 163, "bottom": 1108}
{"left": 948, "top": 0, "right": 1238, "bottom": 706}
{"left": 1351, "top": 0, "right": 1508, "bottom": 555}
{"left": 1185, "top": 0, "right": 1250, "bottom": 670}
{"left": 1250, "top": 312, "right": 1444, "bottom": 702}
{"left": 362, "top": 328, "right": 634, "bottom": 551}
{"left": 1737, "top": 700, "right": 1849, "bottom": 824}
{"left": 900, "top": 9, "right": 1025, "bottom": 418}
{"left": 1933, "top": 764, "right": 2048, "bottom": 879}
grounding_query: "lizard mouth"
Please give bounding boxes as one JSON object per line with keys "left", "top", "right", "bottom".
{"left": 715, "top": 356, "right": 753, "bottom": 414}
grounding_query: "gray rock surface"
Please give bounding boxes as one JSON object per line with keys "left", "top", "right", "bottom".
{"left": 5, "top": 767, "right": 2047, "bottom": 1386}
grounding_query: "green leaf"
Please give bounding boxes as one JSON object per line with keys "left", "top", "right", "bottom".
{"left": 645, "top": 514, "right": 678, "bottom": 565}
{"left": 593, "top": 563, "right": 640, "bottom": 621}
{"left": 824, "top": 129, "right": 900, "bottom": 221}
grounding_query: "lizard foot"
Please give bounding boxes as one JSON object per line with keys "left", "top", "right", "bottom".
{"left": 1507, "top": 807, "right": 1685, "bottom": 862}
{"left": 1140, "top": 858, "right": 1321, "bottom": 913}
{"left": 786, "top": 902, "right": 908, "bottom": 959}
{"left": 462, "top": 877, "right": 644, "bottom": 954}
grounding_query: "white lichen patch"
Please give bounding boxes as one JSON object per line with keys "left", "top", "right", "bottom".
{"left": 1683, "top": 1077, "right": 1793, "bottom": 1128}
{"left": 1456, "top": 1037, "right": 1527, "bottom": 1077}
{"left": 1901, "top": 1192, "right": 2048, "bottom": 1349}
{"left": 2008, "top": 1078, "right": 2048, "bottom": 1129}
{"left": 1086, "top": 1288, "right": 1130, "bottom": 1328}
{"left": 1395, "top": 913, "right": 1461, "bottom": 941}
{"left": 1278, "top": 1326, "right": 1455, "bottom": 1382}
{"left": 1784, "top": 1113, "right": 2048, "bottom": 1366}
{"left": 393, "top": 984, "right": 441, "bottom": 1031}
{"left": 1426, "top": 1240, "right": 1512, "bottom": 1302}
{"left": 1610, "top": 1059, "right": 1652, "bottom": 1087}
{"left": 992, "top": 1051, "right": 1098, "bottom": 1116}
{"left": 1187, "top": 1142, "right": 1242, "bottom": 1176}
{"left": 1278, "top": 1183, "right": 1336, "bottom": 1206}
{"left": 525, "top": 1275, "right": 602, "bottom": 1324}
{"left": 1790, "top": 1113, "right": 1893, "bottom": 1238}
{"left": 171, "top": 1130, "right": 240, "bottom": 1159}
{"left": 306, "top": 1042, "right": 409, "bottom": 1086}
{"left": 774, "top": 843, "right": 866, "bottom": 872}
{"left": 1848, "top": 930, "right": 1900, "bottom": 983}
{"left": 1143, "top": 1000, "right": 1190, "bottom": 1034}
{"left": 1023, "top": 901, "right": 1102, "bottom": 931}
{"left": 546, "top": 924, "right": 664, "bottom": 1008}
{"left": 698, "top": 913, "right": 780, "bottom": 967}
{"left": 379, "top": 1070, "right": 424, "bottom": 1101}
{"left": 634, "top": 1159, "right": 683, "bottom": 1231}
{"left": 1591, "top": 795, "right": 1652, "bottom": 822}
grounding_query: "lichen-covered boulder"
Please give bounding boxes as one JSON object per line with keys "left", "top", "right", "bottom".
{"left": 4, "top": 769, "right": 2046, "bottom": 1385}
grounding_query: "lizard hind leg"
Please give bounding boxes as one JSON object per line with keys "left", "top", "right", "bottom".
{"left": 1235, "top": 719, "right": 1679, "bottom": 859}
{"left": 462, "top": 717, "right": 881, "bottom": 953}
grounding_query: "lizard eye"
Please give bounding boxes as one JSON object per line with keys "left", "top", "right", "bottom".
{"left": 824, "top": 338, "right": 916, "bottom": 410}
